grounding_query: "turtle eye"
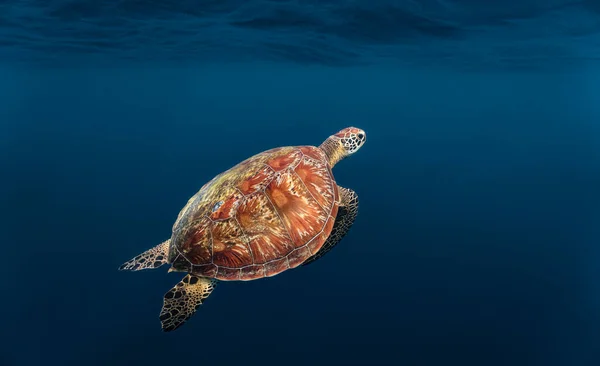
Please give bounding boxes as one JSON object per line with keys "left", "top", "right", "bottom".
{"left": 357, "top": 133, "right": 364, "bottom": 140}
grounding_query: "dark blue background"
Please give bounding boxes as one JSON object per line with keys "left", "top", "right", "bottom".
{"left": 1, "top": 1, "right": 600, "bottom": 366}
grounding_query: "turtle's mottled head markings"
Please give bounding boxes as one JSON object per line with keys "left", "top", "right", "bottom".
{"left": 319, "top": 127, "right": 366, "bottom": 167}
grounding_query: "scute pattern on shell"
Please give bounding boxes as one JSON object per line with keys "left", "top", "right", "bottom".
{"left": 169, "top": 146, "right": 339, "bottom": 281}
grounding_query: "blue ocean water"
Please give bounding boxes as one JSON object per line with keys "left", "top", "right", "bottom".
{"left": 2, "top": 1, "right": 600, "bottom": 365}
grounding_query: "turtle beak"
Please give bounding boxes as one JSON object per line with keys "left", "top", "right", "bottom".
{"left": 168, "top": 267, "right": 175, "bottom": 273}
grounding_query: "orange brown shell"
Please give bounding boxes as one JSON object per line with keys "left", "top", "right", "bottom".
{"left": 168, "top": 146, "right": 339, "bottom": 281}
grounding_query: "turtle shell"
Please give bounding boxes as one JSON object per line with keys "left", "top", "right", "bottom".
{"left": 168, "top": 146, "right": 339, "bottom": 281}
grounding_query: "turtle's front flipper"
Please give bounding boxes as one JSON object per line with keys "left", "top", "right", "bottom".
{"left": 118, "top": 240, "right": 170, "bottom": 271}
{"left": 160, "top": 275, "right": 217, "bottom": 332}
{"left": 303, "top": 186, "right": 358, "bottom": 266}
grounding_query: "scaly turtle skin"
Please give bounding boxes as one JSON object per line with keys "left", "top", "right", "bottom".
{"left": 119, "top": 127, "right": 366, "bottom": 332}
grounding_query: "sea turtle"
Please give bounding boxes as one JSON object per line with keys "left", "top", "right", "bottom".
{"left": 119, "top": 127, "right": 366, "bottom": 331}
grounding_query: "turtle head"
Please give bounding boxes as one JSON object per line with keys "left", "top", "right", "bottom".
{"left": 320, "top": 127, "right": 366, "bottom": 167}
{"left": 333, "top": 127, "right": 366, "bottom": 155}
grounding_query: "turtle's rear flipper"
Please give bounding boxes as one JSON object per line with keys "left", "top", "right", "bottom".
{"left": 160, "top": 274, "right": 217, "bottom": 332}
{"left": 118, "top": 240, "right": 170, "bottom": 271}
